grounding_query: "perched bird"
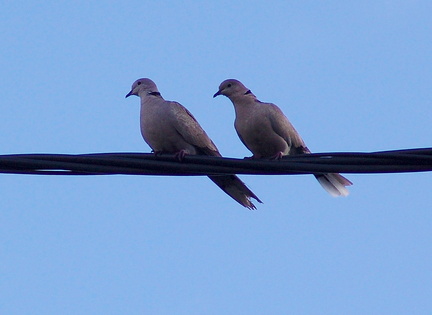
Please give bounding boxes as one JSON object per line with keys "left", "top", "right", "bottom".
{"left": 214, "top": 79, "right": 352, "bottom": 197}
{"left": 126, "top": 78, "right": 262, "bottom": 209}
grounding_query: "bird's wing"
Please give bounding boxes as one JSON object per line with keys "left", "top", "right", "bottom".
{"left": 169, "top": 101, "right": 221, "bottom": 157}
{"left": 267, "top": 103, "right": 310, "bottom": 154}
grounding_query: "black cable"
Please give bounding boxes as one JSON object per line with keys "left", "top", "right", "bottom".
{"left": 1, "top": 148, "right": 432, "bottom": 176}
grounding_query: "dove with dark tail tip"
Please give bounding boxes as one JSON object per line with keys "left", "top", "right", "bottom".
{"left": 126, "top": 78, "right": 262, "bottom": 209}
{"left": 214, "top": 79, "right": 352, "bottom": 197}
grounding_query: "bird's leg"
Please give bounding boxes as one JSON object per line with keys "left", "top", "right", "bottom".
{"left": 174, "top": 149, "right": 187, "bottom": 161}
{"left": 269, "top": 152, "right": 284, "bottom": 160}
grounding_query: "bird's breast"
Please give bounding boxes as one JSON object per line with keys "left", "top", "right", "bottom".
{"left": 139, "top": 105, "right": 197, "bottom": 154}
{"left": 235, "top": 113, "right": 289, "bottom": 158}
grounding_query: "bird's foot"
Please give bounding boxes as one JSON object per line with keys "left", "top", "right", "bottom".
{"left": 269, "top": 152, "right": 284, "bottom": 160}
{"left": 152, "top": 150, "right": 163, "bottom": 156}
{"left": 174, "top": 150, "right": 187, "bottom": 161}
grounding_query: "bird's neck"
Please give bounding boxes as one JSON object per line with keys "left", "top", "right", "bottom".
{"left": 147, "top": 91, "right": 161, "bottom": 97}
{"left": 231, "top": 96, "right": 258, "bottom": 117}
{"left": 139, "top": 91, "right": 163, "bottom": 102}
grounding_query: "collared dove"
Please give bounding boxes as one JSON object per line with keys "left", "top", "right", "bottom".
{"left": 125, "top": 78, "right": 262, "bottom": 209}
{"left": 214, "top": 79, "right": 353, "bottom": 197}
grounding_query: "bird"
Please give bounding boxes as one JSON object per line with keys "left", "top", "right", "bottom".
{"left": 213, "top": 79, "right": 352, "bottom": 197}
{"left": 125, "top": 78, "right": 262, "bottom": 209}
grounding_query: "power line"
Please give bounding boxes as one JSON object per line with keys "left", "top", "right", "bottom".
{"left": 1, "top": 148, "right": 432, "bottom": 176}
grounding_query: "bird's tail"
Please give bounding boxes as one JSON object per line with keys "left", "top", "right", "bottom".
{"left": 208, "top": 175, "right": 263, "bottom": 209}
{"left": 315, "top": 173, "right": 353, "bottom": 197}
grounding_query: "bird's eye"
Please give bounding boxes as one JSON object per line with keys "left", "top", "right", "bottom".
{"left": 227, "top": 83, "right": 232, "bottom": 88}
{"left": 137, "top": 81, "right": 141, "bottom": 85}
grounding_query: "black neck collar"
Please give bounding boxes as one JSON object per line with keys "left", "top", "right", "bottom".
{"left": 244, "top": 90, "right": 252, "bottom": 95}
{"left": 148, "top": 91, "right": 161, "bottom": 96}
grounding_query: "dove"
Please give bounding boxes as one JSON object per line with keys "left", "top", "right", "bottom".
{"left": 125, "top": 78, "right": 262, "bottom": 209}
{"left": 213, "top": 79, "right": 352, "bottom": 197}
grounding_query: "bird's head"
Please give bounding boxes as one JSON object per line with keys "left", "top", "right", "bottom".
{"left": 213, "top": 79, "right": 252, "bottom": 99}
{"left": 125, "top": 78, "right": 160, "bottom": 98}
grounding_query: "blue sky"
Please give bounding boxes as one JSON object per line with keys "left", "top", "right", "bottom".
{"left": 1, "top": 1, "right": 432, "bottom": 314}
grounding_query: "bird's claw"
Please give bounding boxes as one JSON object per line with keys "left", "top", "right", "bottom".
{"left": 270, "top": 152, "right": 283, "bottom": 160}
{"left": 174, "top": 150, "right": 187, "bottom": 161}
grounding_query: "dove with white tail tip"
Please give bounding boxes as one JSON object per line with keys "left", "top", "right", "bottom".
{"left": 214, "top": 79, "right": 352, "bottom": 197}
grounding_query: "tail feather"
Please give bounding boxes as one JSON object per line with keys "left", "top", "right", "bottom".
{"left": 208, "top": 175, "right": 262, "bottom": 209}
{"left": 315, "top": 173, "right": 353, "bottom": 197}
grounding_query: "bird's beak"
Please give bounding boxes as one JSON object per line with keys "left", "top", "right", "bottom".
{"left": 125, "top": 90, "right": 133, "bottom": 98}
{"left": 213, "top": 90, "right": 222, "bottom": 98}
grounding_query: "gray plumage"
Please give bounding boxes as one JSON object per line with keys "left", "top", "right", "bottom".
{"left": 214, "top": 79, "right": 352, "bottom": 197}
{"left": 126, "top": 78, "right": 262, "bottom": 209}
